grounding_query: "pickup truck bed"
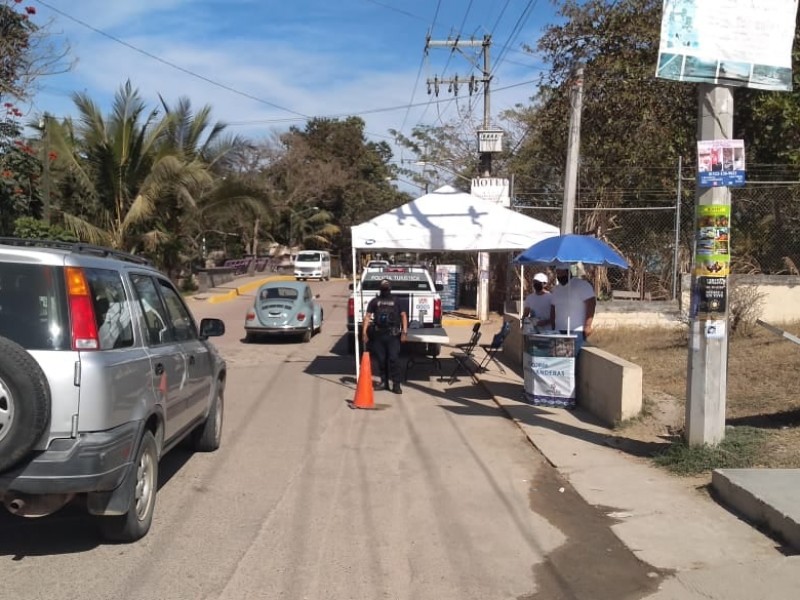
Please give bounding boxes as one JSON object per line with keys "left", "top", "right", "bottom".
{"left": 347, "top": 267, "right": 442, "bottom": 353}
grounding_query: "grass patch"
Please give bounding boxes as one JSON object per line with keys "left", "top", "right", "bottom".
{"left": 652, "top": 426, "right": 768, "bottom": 476}
{"left": 614, "top": 396, "right": 655, "bottom": 430}
{"left": 593, "top": 322, "right": 800, "bottom": 469}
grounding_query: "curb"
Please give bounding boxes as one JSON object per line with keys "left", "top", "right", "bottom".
{"left": 204, "top": 275, "right": 296, "bottom": 304}
{"left": 712, "top": 468, "right": 800, "bottom": 552}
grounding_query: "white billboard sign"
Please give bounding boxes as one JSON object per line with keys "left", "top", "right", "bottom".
{"left": 656, "top": 0, "right": 798, "bottom": 91}
{"left": 471, "top": 177, "right": 510, "bottom": 207}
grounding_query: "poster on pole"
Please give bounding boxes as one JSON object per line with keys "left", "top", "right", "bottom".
{"left": 694, "top": 205, "right": 730, "bottom": 277}
{"left": 697, "top": 139, "right": 745, "bottom": 187}
{"left": 656, "top": 0, "right": 798, "bottom": 91}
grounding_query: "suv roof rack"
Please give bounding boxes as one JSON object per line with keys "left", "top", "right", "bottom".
{"left": 0, "top": 237, "right": 153, "bottom": 266}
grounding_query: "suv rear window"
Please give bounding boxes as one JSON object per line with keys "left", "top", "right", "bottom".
{"left": 88, "top": 268, "right": 134, "bottom": 350}
{"left": 0, "top": 263, "right": 70, "bottom": 350}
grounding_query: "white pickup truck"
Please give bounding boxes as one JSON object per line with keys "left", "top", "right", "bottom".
{"left": 347, "top": 266, "right": 443, "bottom": 353}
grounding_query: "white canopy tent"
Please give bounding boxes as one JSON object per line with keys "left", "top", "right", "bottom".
{"left": 351, "top": 185, "right": 558, "bottom": 252}
{"left": 349, "top": 186, "right": 559, "bottom": 373}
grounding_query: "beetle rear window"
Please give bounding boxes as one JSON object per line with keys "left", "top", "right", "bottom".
{"left": 260, "top": 287, "right": 299, "bottom": 300}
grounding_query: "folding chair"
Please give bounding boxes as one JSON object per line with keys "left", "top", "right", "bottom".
{"left": 455, "top": 323, "right": 481, "bottom": 351}
{"left": 477, "top": 321, "right": 511, "bottom": 374}
{"left": 445, "top": 327, "right": 482, "bottom": 384}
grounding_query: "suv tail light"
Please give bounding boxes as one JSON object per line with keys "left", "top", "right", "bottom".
{"left": 65, "top": 267, "right": 99, "bottom": 350}
{"left": 347, "top": 298, "right": 354, "bottom": 319}
{"left": 433, "top": 298, "right": 442, "bottom": 322}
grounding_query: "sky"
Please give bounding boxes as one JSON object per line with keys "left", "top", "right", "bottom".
{"left": 23, "top": 0, "right": 559, "bottom": 175}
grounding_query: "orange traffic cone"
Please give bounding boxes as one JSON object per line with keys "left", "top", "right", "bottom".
{"left": 353, "top": 351, "right": 375, "bottom": 409}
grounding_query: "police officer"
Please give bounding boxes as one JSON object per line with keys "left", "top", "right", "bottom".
{"left": 362, "top": 278, "right": 408, "bottom": 394}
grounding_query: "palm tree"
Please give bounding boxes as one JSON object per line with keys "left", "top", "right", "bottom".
{"left": 52, "top": 80, "right": 211, "bottom": 254}
{"left": 156, "top": 97, "right": 267, "bottom": 273}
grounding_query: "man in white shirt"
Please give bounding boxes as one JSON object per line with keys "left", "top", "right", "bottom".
{"left": 549, "top": 265, "right": 596, "bottom": 345}
{"left": 522, "top": 272, "right": 552, "bottom": 329}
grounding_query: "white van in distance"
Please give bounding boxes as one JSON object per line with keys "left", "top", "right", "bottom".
{"left": 294, "top": 250, "right": 331, "bottom": 281}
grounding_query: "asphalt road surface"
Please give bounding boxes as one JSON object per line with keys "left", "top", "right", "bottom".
{"left": 0, "top": 278, "right": 663, "bottom": 600}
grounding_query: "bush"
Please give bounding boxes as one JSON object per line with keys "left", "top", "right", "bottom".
{"left": 728, "top": 280, "right": 765, "bottom": 337}
{"left": 13, "top": 217, "right": 78, "bottom": 242}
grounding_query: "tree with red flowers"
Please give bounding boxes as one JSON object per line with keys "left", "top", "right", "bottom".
{"left": 0, "top": 0, "right": 70, "bottom": 101}
{"left": 0, "top": 101, "right": 44, "bottom": 233}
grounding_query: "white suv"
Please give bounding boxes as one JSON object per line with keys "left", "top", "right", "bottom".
{"left": 0, "top": 239, "right": 226, "bottom": 542}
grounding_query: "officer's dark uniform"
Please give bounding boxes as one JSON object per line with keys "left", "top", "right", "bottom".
{"left": 365, "top": 282, "right": 407, "bottom": 394}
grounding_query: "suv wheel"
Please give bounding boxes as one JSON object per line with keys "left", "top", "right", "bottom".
{"left": 98, "top": 430, "right": 158, "bottom": 543}
{"left": 0, "top": 336, "right": 51, "bottom": 473}
{"left": 192, "top": 384, "right": 224, "bottom": 452}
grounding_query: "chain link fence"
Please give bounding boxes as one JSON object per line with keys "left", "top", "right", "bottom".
{"left": 505, "top": 182, "right": 800, "bottom": 309}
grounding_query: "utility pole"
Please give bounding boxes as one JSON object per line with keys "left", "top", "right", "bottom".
{"left": 561, "top": 65, "right": 584, "bottom": 235}
{"left": 686, "top": 84, "right": 733, "bottom": 446}
{"left": 426, "top": 35, "right": 494, "bottom": 321}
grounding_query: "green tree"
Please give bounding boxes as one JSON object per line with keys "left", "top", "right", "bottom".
{"left": 154, "top": 96, "right": 264, "bottom": 274}
{"left": 0, "top": 106, "right": 42, "bottom": 233}
{"left": 52, "top": 81, "right": 211, "bottom": 257}
{"left": 262, "top": 117, "right": 407, "bottom": 257}
{"left": 508, "top": 0, "right": 697, "bottom": 294}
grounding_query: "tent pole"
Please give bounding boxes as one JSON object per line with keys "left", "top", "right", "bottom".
{"left": 520, "top": 263, "right": 525, "bottom": 317}
{"left": 352, "top": 246, "right": 360, "bottom": 380}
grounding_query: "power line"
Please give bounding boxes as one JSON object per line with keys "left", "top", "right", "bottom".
{"left": 222, "top": 78, "right": 540, "bottom": 126}
{"left": 491, "top": 0, "right": 539, "bottom": 78}
{"left": 397, "top": 0, "right": 442, "bottom": 140}
{"left": 33, "top": 0, "right": 310, "bottom": 119}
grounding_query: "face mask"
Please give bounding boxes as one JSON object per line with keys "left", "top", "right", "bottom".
{"left": 533, "top": 282, "right": 544, "bottom": 292}
{"left": 557, "top": 274, "right": 569, "bottom": 286}
{"left": 380, "top": 285, "right": 391, "bottom": 297}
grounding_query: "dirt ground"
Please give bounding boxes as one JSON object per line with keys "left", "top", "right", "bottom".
{"left": 591, "top": 322, "right": 800, "bottom": 470}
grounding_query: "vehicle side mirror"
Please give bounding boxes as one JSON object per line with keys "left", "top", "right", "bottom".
{"left": 348, "top": 283, "right": 354, "bottom": 290}
{"left": 315, "top": 294, "right": 321, "bottom": 299}
{"left": 435, "top": 283, "right": 444, "bottom": 292}
{"left": 199, "top": 317, "right": 225, "bottom": 339}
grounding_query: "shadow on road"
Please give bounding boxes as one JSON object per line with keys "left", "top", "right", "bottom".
{"left": 0, "top": 447, "right": 198, "bottom": 557}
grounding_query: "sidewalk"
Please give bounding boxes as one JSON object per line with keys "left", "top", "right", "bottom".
{"left": 444, "top": 323, "right": 800, "bottom": 600}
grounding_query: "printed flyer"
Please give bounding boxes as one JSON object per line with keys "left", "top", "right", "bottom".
{"left": 695, "top": 205, "right": 731, "bottom": 277}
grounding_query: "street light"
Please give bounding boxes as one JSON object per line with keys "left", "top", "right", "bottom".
{"left": 288, "top": 206, "right": 320, "bottom": 247}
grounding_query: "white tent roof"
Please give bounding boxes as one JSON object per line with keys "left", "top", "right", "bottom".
{"left": 351, "top": 186, "right": 559, "bottom": 252}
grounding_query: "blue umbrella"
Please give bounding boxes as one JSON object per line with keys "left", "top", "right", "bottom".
{"left": 513, "top": 234, "right": 629, "bottom": 268}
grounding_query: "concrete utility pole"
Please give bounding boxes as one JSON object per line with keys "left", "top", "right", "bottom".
{"left": 426, "top": 35, "right": 494, "bottom": 321}
{"left": 686, "top": 84, "right": 733, "bottom": 446}
{"left": 561, "top": 65, "right": 584, "bottom": 235}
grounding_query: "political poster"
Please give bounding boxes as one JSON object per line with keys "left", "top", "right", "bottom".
{"left": 697, "top": 139, "right": 745, "bottom": 187}
{"left": 694, "top": 205, "right": 730, "bottom": 277}
{"left": 656, "top": 0, "right": 798, "bottom": 91}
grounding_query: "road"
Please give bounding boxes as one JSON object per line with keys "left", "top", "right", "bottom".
{"left": 0, "top": 279, "right": 662, "bottom": 600}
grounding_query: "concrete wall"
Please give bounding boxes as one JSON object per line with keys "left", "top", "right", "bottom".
{"left": 195, "top": 268, "right": 236, "bottom": 292}
{"left": 502, "top": 314, "right": 642, "bottom": 426}
{"left": 681, "top": 274, "right": 800, "bottom": 324}
{"left": 577, "top": 348, "right": 643, "bottom": 426}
